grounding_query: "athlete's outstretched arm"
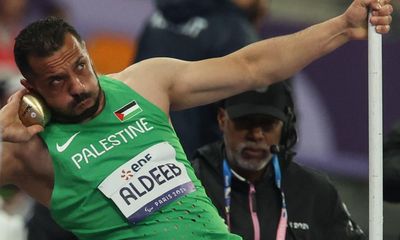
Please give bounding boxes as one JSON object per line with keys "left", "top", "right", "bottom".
{"left": 120, "top": 0, "right": 392, "bottom": 114}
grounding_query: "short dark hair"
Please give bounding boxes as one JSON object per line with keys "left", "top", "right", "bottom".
{"left": 14, "top": 16, "right": 83, "bottom": 78}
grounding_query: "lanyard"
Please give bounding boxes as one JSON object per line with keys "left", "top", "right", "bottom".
{"left": 223, "top": 154, "right": 288, "bottom": 240}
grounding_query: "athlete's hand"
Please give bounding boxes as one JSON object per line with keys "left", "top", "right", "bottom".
{"left": 343, "top": 0, "right": 393, "bottom": 40}
{"left": 0, "top": 89, "right": 43, "bottom": 143}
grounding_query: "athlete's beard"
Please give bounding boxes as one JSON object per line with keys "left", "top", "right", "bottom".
{"left": 71, "top": 88, "right": 102, "bottom": 123}
{"left": 51, "top": 79, "right": 102, "bottom": 123}
{"left": 225, "top": 140, "right": 271, "bottom": 172}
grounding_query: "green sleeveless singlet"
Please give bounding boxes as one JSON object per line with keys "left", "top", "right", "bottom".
{"left": 39, "top": 76, "right": 240, "bottom": 240}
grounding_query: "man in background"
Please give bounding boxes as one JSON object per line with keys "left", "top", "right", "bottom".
{"left": 191, "top": 82, "right": 366, "bottom": 239}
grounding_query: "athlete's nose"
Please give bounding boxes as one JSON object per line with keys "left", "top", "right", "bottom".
{"left": 70, "top": 76, "right": 85, "bottom": 95}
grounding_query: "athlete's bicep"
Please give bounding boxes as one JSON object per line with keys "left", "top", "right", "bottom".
{"left": 116, "top": 56, "right": 251, "bottom": 112}
{"left": 159, "top": 53, "right": 256, "bottom": 111}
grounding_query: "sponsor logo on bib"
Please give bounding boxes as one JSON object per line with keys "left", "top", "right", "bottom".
{"left": 98, "top": 142, "right": 195, "bottom": 223}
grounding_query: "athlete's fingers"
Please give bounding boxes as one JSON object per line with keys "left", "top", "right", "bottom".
{"left": 27, "top": 125, "right": 44, "bottom": 136}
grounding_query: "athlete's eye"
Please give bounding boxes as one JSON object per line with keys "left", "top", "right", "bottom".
{"left": 48, "top": 76, "right": 64, "bottom": 87}
{"left": 77, "top": 62, "right": 86, "bottom": 71}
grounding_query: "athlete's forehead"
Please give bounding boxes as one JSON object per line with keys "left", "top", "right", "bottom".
{"left": 27, "top": 34, "right": 86, "bottom": 79}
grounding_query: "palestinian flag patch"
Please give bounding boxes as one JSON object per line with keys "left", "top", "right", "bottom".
{"left": 114, "top": 100, "right": 143, "bottom": 122}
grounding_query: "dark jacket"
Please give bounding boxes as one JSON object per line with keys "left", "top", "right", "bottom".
{"left": 191, "top": 141, "right": 366, "bottom": 240}
{"left": 383, "top": 121, "right": 400, "bottom": 202}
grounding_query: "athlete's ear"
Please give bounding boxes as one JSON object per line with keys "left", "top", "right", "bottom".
{"left": 20, "top": 78, "right": 35, "bottom": 92}
{"left": 81, "top": 40, "right": 87, "bottom": 52}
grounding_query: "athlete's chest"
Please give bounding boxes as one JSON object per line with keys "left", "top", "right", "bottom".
{"left": 49, "top": 117, "right": 163, "bottom": 173}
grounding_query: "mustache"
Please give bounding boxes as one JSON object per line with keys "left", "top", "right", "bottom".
{"left": 238, "top": 142, "right": 269, "bottom": 151}
{"left": 70, "top": 92, "right": 91, "bottom": 107}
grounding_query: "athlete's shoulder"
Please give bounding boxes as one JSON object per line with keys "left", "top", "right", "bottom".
{"left": 105, "top": 61, "right": 152, "bottom": 87}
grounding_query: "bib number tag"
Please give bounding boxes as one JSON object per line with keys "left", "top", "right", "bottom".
{"left": 98, "top": 142, "right": 195, "bottom": 223}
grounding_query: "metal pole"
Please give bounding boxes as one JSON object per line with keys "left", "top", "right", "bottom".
{"left": 368, "top": 11, "right": 383, "bottom": 240}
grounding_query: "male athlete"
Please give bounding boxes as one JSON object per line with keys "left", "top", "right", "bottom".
{"left": 0, "top": 0, "right": 392, "bottom": 239}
